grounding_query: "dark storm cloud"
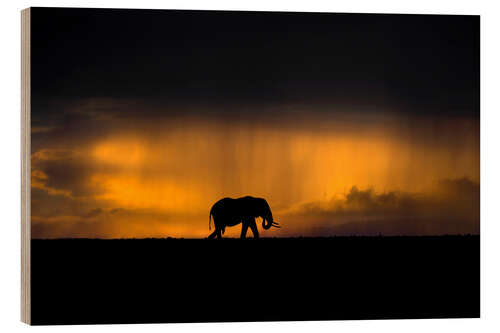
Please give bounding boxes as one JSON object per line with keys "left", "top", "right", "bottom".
{"left": 31, "top": 8, "right": 479, "bottom": 123}
{"left": 284, "top": 178, "right": 479, "bottom": 236}
{"left": 31, "top": 185, "right": 110, "bottom": 221}
{"left": 30, "top": 9, "right": 479, "bottom": 164}
{"left": 31, "top": 149, "right": 106, "bottom": 197}
{"left": 30, "top": 206, "right": 181, "bottom": 239}
{"left": 82, "top": 208, "right": 104, "bottom": 219}
{"left": 30, "top": 95, "right": 479, "bottom": 161}
{"left": 30, "top": 98, "right": 134, "bottom": 153}
{"left": 31, "top": 187, "right": 77, "bottom": 218}
{"left": 30, "top": 186, "right": 179, "bottom": 239}
{"left": 110, "top": 208, "right": 125, "bottom": 215}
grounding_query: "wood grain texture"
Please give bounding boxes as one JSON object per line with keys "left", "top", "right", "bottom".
{"left": 21, "top": 7, "right": 31, "bottom": 325}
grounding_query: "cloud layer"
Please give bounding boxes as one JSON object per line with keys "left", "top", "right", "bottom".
{"left": 30, "top": 99, "right": 479, "bottom": 238}
{"left": 280, "top": 178, "right": 479, "bottom": 236}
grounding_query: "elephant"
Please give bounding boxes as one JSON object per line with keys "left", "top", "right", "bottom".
{"left": 208, "top": 196, "right": 280, "bottom": 239}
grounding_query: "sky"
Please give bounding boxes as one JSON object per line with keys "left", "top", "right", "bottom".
{"left": 30, "top": 8, "right": 479, "bottom": 238}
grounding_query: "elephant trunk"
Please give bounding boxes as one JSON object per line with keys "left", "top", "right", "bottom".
{"left": 262, "top": 214, "right": 273, "bottom": 230}
{"left": 261, "top": 200, "right": 280, "bottom": 230}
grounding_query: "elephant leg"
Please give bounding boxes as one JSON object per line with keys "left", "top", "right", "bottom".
{"left": 249, "top": 218, "right": 259, "bottom": 239}
{"left": 240, "top": 223, "right": 249, "bottom": 239}
{"left": 208, "top": 229, "right": 218, "bottom": 239}
{"left": 208, "top": 226, "right": 223, "bottom": 239}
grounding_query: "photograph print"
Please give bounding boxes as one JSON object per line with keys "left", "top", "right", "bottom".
{"left": 28, "top": 8, "right": 479, "bottom": 325}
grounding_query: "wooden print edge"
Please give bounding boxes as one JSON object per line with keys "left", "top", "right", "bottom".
{"left": 21, "top": 7, "right": 31, "bottom": 325}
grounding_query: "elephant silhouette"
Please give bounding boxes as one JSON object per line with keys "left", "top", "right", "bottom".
{"left": 208, "top": 196, "right": 280, "bottom": 239}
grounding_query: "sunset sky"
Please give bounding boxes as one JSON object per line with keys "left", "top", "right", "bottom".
{"left": 30, "top": 8, "right": 479, "bottom": 238}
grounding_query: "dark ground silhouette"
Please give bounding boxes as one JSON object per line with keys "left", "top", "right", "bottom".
{"left": 31, "top": 236, "right": 479, "bottom": 325}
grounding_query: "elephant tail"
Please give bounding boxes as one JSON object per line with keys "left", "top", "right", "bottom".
{"left": 209, "top": 211, "right": 212, "bottom": 230}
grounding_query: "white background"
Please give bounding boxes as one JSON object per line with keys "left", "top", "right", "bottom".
{"left": 1, "top": 0, "right": 499, "bottom": 332}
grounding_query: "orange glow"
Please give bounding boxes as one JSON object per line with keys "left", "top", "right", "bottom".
{"left": 30, "top": 115, "right": 479, "bottom": 238}
{"left": 91, "top": 173, "right": 204, "bottom": 212}
{"left": 93, "top": 139, "right": 147, "bottom": 167}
